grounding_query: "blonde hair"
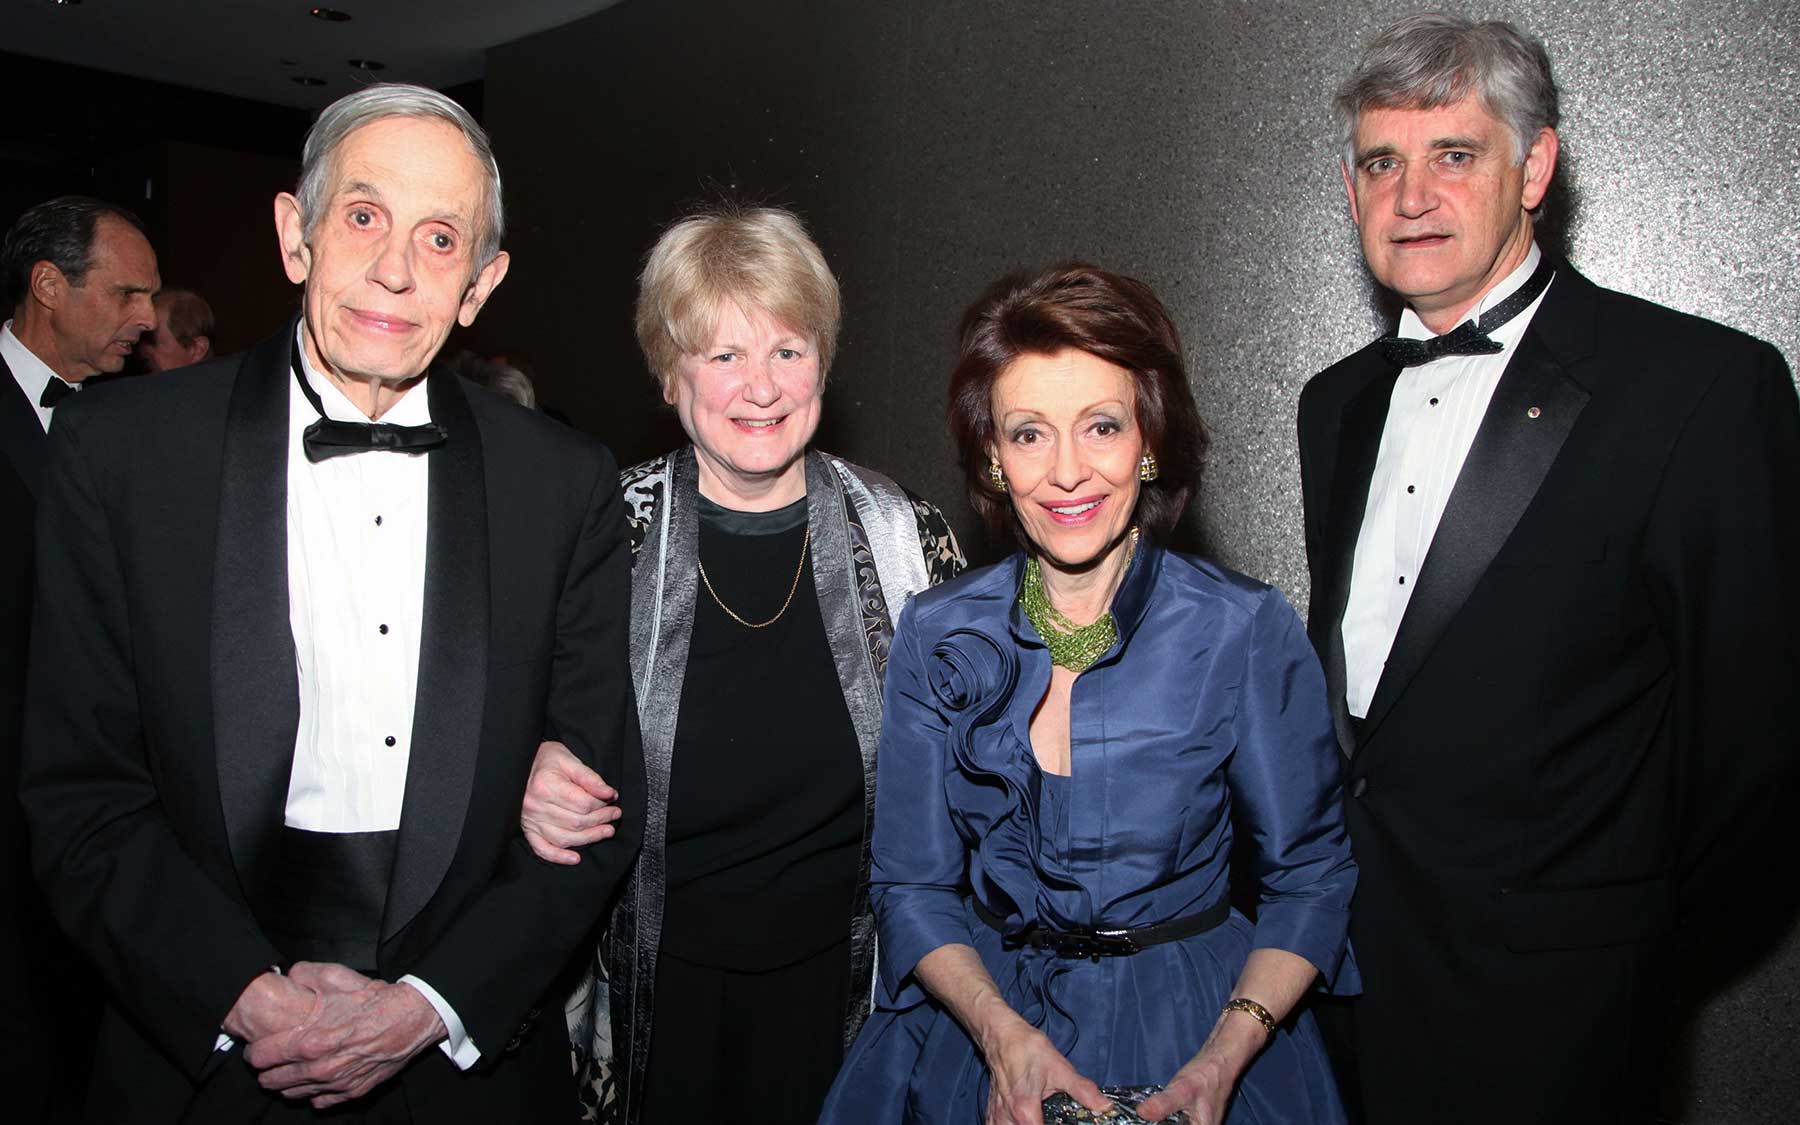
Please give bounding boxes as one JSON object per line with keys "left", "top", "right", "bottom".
{"left": 634, "top": 205, "right": 841, "bottom": 388}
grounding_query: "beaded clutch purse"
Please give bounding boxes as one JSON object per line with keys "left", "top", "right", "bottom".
{"left": 1042, "top": 1085, "right": 1190, "bottom": 1124}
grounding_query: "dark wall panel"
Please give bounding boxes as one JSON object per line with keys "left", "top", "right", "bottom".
{"left": 482, "top": 4, "right": 1799, "bottom": 1117}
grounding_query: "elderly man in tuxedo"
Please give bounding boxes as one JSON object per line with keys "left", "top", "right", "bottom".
{"left": 20, "top": 84, "right": 643, "bottom": 1122}
{"left": 1297, "top": 15, "right": 1800, "bottom": 1124}
{"left": 1, "top": 196, "right": 159, "bottom": 1123}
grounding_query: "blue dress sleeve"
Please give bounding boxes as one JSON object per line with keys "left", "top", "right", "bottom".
{"left": 868, "top": 599, "right": 974, "bottom": 1004}
{"left": 1227, "top": 588, "right": 1360, "bottom": 992}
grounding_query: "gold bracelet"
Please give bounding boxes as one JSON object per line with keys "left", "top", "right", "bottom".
{"left": 1222, "top": 997, "right": 1277, "bottom": 1035}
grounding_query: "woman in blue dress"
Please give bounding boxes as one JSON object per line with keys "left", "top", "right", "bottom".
{"left": 818, "top": 264, "right": 1358, "bottom": 1125}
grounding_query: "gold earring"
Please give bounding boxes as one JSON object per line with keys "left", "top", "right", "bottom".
{"left": 989, "top": 457, "right": 1008, "bottom": 492}
{"left": 1139, "top": 452, "right": 1159, "bottom": 482}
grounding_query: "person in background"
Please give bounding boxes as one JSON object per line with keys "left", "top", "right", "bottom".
{"left": 518, "top": 204, "right": 965, "bottom": 1125}
{"left": 0, "top": 194, "right": 158, "bottom": 1123}
{"left": 437, "top": 348, "right": 539, "bottom": 409}
{"left": 136, "top": 286, "right": 214, "bottom": 372}
{"left": 483, "top": 362, "right": 536, "bottom": 409}
{"left": 1298, "top": 15, "right": 1800, "bottom": 1122}
{"left": 820, "top": 263, "right": 1356, "bottom": 1125}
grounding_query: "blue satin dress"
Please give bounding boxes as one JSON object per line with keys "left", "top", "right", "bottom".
{"left": 818, "top": 544, "right": 1358, "bottom": 1124}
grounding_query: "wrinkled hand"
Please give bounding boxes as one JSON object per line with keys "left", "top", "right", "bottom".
{"left": 222, "top": 971, "right": 319, "bottom": 1042}
{"left": 1135, "top": 1018, "right": 1264, "bottom": 1124}
{"left": 522, "top": 738, "right": 621, "bottom": 864}
{"left": 981, "top": 1016, "right": 1110, "bottom": 1125}
{"left": 244, "top": 963, "right": 446, "bottom": 1109}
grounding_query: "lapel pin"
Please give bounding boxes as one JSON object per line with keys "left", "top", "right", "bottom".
{"left": 1527, "top": 406, "right": 1542, "bottom": 418}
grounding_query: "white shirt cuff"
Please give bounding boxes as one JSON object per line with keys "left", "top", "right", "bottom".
{"left": 215, "top": 1033, "right": 235, "bottom": 1052}
{"left": 399, "top": 974, "right": 480, "bottom": 1070}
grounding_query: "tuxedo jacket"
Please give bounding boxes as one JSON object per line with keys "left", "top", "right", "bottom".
{"left": 0, "top": 356, "right": 61, "bottom": 1119}
{"left": 19, "top": 321, "right": 646, "bottom": 1122}
{"left": 1297, "top": 263, "right": 1800, "bottom": 1123}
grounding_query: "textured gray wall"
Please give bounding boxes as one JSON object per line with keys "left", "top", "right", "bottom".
{"left": 483, "top": 1, "right": 1799, "bottom": 1117}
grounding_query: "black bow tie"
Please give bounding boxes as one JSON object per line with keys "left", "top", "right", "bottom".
{"left": 1378, "top": 256, "right": 1556, "bottom": 368}
{"left": 39, "top": 378, "right": 77, "bottom": 409}
{"left": 292, "top": 337, "right": 446, "bottom": 463}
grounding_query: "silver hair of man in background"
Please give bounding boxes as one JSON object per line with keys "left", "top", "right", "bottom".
{"left": 1334, "top": 13, "right": 1560, "bottom": 164}
{"left": 295, "top": 83, "right": 506, "bottom": 267}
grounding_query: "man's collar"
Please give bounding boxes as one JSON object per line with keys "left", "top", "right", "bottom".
{"left": 291, "top": 321, "right": 431, "bottom": 426}
{"left": 1397, "top": 242, "right": 1544, "bottom": 341}
{"left": 1, "top": 320, "right": 62, "bottom": 407}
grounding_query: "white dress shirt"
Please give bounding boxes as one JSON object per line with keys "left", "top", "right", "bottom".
{"left": 273, "top": 327, "right": 479, "bottom": 1067}
{"left": 1341, "top": 244, "right": 1553, "bottom": 719}
{"left": 1, "top": 320, "right": 75, "bottom": 432}
{"left": 286, "top": 340, "right": 430, "bottom": 833}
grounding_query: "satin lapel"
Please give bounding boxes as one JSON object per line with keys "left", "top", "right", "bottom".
{"left": 383, "top": 371, "right": 488, "bottom": 940}
{"left": 1318, "top": 360, "right": 1399, "bottom": 757}
{"left": 212, "top": 325, "right": 300, "bottom": 890}
{"left": 0, "top": 356, "right": 47, "bottom": 496}
{"left": 1361, "top": 280, "right": 1593, "bottom": 740}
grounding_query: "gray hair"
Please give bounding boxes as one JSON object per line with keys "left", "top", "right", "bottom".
{"left": 296, "top": 83, "right": 505, "bottom": 267}
{"left": 485, "top": 365, "right": 538, "bottom": 410}
{"left": 1335, "top": 14, "right": 1559, "bottom": 164}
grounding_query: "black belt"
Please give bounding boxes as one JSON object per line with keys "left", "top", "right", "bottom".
{"left": 973, "top": 897, "right": 1230, "bottom": 962}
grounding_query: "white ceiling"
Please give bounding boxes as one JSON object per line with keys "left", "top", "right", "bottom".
{"left": 5, "top": 0, "right": 625, "bottom": 109}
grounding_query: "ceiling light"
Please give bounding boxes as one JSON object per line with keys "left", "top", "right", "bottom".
{"left": 348, "top": 59, "right": 386, "bottom": 71}
{"left": 292, "top": 76, "right": 327, "bottom": 87}
{"left": 309, "top": 7, "right": 352, "bottom": 21}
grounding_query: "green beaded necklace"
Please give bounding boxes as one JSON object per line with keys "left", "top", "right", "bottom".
{"left": 1019, "top": 529, "right": 1139, "bottom": 673}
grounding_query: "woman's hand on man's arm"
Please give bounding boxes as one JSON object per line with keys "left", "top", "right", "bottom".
{"left": 521, "top": 739, "right": 623, "bottom": 864}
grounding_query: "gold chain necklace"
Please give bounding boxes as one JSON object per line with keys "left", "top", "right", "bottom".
{"left": 698, "top": 526, "right": 811, "bottom": 629}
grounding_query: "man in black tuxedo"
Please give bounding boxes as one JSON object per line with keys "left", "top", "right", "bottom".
{"left": 1298, "top": 15, "right": 1800, "bottom": 1123}
{"left": 20, "top": 84, "right": 643, "bottom": 1121}
{"left": 1, "top": 196, "right": 159, "bottom": 1122}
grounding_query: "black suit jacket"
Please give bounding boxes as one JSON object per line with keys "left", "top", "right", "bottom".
{"left": 0, "top": 356, "right": 62, "bottom": 1120}
{"left": 1298, "top": 263, "right": 1800, "bottom": 1123}
{"left": 0, "top": 358, "right": 43, "bottom": 823}
{"left": 19, "top": 322, "right": 645, "bottom": 1122}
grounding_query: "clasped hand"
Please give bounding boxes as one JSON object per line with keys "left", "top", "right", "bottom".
{"left": 223, "top": 963, "right": 446, "bottom": 1109}
{"left": 983, "top": 1014, "right": 1252, "bottom": 1125}
{"left": 981, "top": 1015, "right": 1111, "bottom": 1125}
{"left": 521, "top": 738, "right": 621, "bottom": 863}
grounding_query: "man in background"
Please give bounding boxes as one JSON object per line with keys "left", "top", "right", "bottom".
{"left": 0, "top": 195, "right": 158, "bottom": 1123}
{"left": 136, "top": 286, "right": 215, "bottom": 372}
{"left": 1298, "top": 14, "right": 1799, "bottom": 1122}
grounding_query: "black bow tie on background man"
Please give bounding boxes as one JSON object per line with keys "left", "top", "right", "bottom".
{"left": 291, "top": 336, "right": 447, "bottom": 463}
{"left": 39, "top": 377, "right": 77, "bottom": 409}
{"left": 1379, "top": 256, "right": 1557, "bottom": 368}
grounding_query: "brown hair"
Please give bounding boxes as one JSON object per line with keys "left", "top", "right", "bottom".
{"left": 947, "top": 262, "right": 1207, "bottom": 544}
{"left": 154, "top": 288, "right": 214, "bottom": 345}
